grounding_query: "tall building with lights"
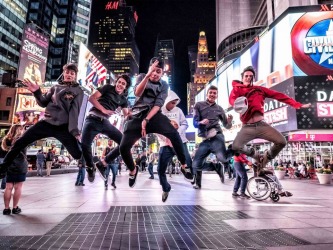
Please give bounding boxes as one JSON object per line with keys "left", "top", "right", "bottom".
{"left": 72, "top": 0, "right": 92, "bottom": 64}
{"left": 187, "top": 31, "right": 216, "bottom": 114}
{"left": 88, "top": 0, "right": 139, "bottom": 77}
{"left": 0, "top": 0, "right": 28, "bottom": 77}
{"left": 154, "top": 38, "right": 175, "bottom": 86}
{"left": 25, "top": 0, "right": 79, "bottom": 80}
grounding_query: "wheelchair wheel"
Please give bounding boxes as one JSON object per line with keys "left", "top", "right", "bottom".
{"left": 247, "top": 176, "right": 271, "bottom": 201}
{"left": 270, "top": 192, "right": 280, "bottom": 202}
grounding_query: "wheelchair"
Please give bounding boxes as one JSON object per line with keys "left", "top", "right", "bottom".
{"left": 246, "top": 170, "right": 281, "bottom": 202}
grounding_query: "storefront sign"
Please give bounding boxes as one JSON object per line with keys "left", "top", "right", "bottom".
{"left": 289, "top": 133, "right": 333, "bottom": 141}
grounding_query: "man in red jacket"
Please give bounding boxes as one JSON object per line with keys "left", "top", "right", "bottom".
{"left": 229, "top": 66, "right": 311, "bottom": 171}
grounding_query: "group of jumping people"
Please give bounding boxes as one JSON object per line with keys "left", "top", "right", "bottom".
{"left": 0, "top": 58, "right": 311, "bottom": 214}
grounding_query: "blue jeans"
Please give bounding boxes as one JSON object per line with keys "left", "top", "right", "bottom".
{"left": 233, "top": 162, "right": 248, "bottom": 194}
{"left": 81, "top": 117, "right": 122, "bottom": 168}
{"left": 36, "top": 161, "right": 44, "bottom": 176}
{"left": 192, "top": 134, "right": 230, "bottom": 175}
{"left": 157, "top": 146, "right": 175, "bottom": 192}
{"left": 105, "top": 164, "right": 118, "bottom": 184}
{"left": 148, "top": 163, "right": 154, "bottom": 178}
{"left": 76, "top": 167, "right": 86, "bottom": 184}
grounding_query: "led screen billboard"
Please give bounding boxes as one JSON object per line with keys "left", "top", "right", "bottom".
{"left": 77, "top": 43, "right": 107, "bottom": 88}
{"left": 17, "top": 25, "right": 49, "bottom": 85}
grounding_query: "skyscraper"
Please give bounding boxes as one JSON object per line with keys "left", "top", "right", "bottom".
{"left": 88, "top": 0, "right": 139, "bottom": 78}
{"left": 0, "top": 0, "right": 29, "bottom": 77}
{"left": 187, "top": 31, "right": 216, "bottom": 114}
{"left": 154, "top": 38, "right": 175, "bottom": 86}
{"left": 26, "top": 0, "right": 78, "bottom": 80}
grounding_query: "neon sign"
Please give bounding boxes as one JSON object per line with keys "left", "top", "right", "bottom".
{"left": 105, "top": 1, "right": 119, "bottom": 10}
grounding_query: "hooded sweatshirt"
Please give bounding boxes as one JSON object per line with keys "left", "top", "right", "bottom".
{"left": 229, "top": 80, "right": 302, "bottom": 124}
{"left": 158, "top": 90, "right": 188, "bottom": 147}
{"left": 33, "top": 82, "right": 84, "bottom": 137}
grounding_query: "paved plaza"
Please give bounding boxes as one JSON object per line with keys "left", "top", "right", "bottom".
{"left": 0, "top": 170, "right": 333, "bottom": 249}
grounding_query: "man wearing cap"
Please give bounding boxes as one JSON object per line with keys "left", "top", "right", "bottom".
{"left": 229, "top": 66, "right": 311, "bottom": 171}
{"left": 119, "top": 57, "right": 193, "bottom": 192}
{"left": 0, "top": 63, "right": 84, "bottom": 177}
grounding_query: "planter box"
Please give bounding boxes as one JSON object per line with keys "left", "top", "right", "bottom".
{"left": 274, "top": 170, "right": 285, "bottom": 180}
{"left": 316, "top": 173, "right": 332, "bottom": 184}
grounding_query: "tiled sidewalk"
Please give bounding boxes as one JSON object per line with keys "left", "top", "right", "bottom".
{"left": 0, "top": 171, "right": 333, "bottom": 249}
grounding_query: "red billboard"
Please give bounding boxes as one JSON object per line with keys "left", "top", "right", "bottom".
{"left": 17, "top": 24, "right": 49, "bottom": 85}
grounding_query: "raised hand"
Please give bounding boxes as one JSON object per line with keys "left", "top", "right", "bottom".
{"left": 146, "top": 60, "right": 159, "bottom": 77}
{"left": 22, "top": 78, "right": 40, "bottom": 93}
{"left": 301, "top": 103, "right": 311, "bottom": 108}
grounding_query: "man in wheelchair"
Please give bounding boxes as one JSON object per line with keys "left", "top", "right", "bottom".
{"left": 254, "top": 165, "right": 293, "bottom": 197}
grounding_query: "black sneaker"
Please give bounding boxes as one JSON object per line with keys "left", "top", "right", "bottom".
{"left": 3, "top": 208, "right": 11, "bottom": 215}
{"left": 111, "top": 183, "right": 117, "bottom": 189}
{"left": 232, "top": 192, "right": 240, "bottom": 198}
{"left": 12, "top": 206, "right": 22, "bottom": 214}
{"left": 162, "top": 191, "right": 169, "bottom": 202}
{"left": 181, "top": 167, "right": 193, "bottom": 182}
{"left": 95, "top": 162, "right": 107, "bottom": 181}
{"left": 240, "top": 193, "right": 251, "bottom": 199}
{"left": 86, "top": 166, "right": 96, "bottom": 183}
{"left": 193, "top": 184, "right": 201, "bottom": 189}
{"left": 129, "top": 165, "right": 139, "bottom": 188}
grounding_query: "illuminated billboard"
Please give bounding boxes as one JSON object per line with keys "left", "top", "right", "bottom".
{"left": 13, "top": 88, "right": 47, "bottom": 125}
{"left": 77, "top": 43, "right": 107, "bottom": 88}
{"left": 17, "top": 25, "right": 49, "bottom": 85}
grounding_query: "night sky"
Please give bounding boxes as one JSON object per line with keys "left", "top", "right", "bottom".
{"left": 125, "top": 0, "right": 216, "bottom": 114}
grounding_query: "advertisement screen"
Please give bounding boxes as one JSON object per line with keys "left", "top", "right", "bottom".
{"left": 77, "top": 43, "right": 107, "bottom": 88}
{"left": 13, "top": 88, "right": 47, "bottom": 125}
{"left": 17, "top": 25, "right": 49, "bottom": 85}
{"left": 294, "top": 75, "right": 333, "bottom": 129}
{"left": 291, "top": 11, "right": 333, "bottom": 76}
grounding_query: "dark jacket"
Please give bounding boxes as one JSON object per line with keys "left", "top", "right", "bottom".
{"left": 193, "top": 101, "right": 231, "bottom": 138}
{"left": 33, "top": 82, "right": 84, "bottom": 136}
{"left": 3, "top": 139, "right": 28, "bottom": 175}
{"left": 133, "top": 73, "right": 169, "bottom": 108}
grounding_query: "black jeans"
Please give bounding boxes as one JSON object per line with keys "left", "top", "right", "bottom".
{"left": 3, "top": 121, "right": 81, "bottom": 165}
{"left": 81, "top": 116, "right": 122, "bottom": 168}
{"left": 120, "top": 111, "right": 186, "bottom": 172}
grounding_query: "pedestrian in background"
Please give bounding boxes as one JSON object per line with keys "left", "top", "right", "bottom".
{"left": 75, "top": 156, "right": 86, "bottom": 186}
{"left": 147, "top": 149, "right": 155, "bottom": 179}
{"left": 45, "top": 149, "right": 54, "bottom": 177}
{"left": 0, "top": 63, "right": 84, "bottom": 179}
{"left": 36, "top": 149, "right": 45, "bottom": 177}
{"left": 2, "top": 124, "right": 28, "bottom": 215}
{"left": 102, "top": 140, "right": 117, "bottom": 189}
{"left": 232, "top": 153, "right": 252, "bottom": 199}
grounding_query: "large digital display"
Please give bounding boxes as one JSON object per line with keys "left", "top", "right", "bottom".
{"left": 17, "top": 25, "right": 49, "bottom": 85}
{"left": 77, "top": 43, "right": 107, "bottom": 89}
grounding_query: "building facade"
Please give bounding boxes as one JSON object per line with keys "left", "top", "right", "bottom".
{"left": 0, "top": 0, "right": 29, "bottom": 79}
{"left": 88, "top": 0, "right": 139, "bottom": 77}
{"left": 187, "top": 31, "right": 216, "bottom": 114}
{"left": 154, "top": 38, "right": 175, "bottom": 87}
